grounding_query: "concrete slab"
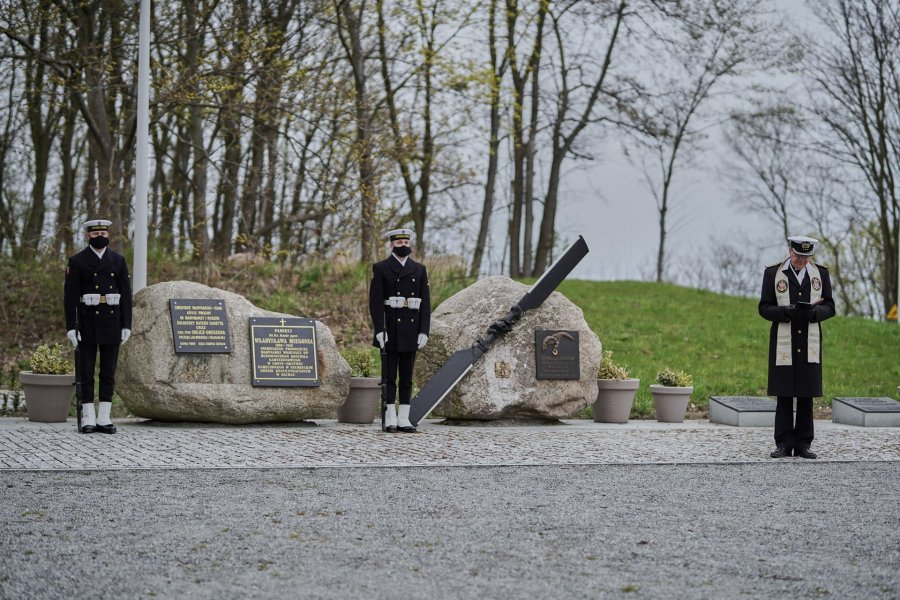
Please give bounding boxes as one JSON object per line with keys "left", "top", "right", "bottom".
{"left": 833, "top": 397, "right": 900, "bottom": 427}
{"left": 709, "top": 396, "right": 786, "bottom": 427}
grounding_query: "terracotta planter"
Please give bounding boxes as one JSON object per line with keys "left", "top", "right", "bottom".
{"left": 650, "top": 384, "right": 694, "bottom": 423}
{"left": 337, "top": 377, "right": 380, "bottom": 424}
{"left": 593, "top": 378, "right": 640, "bottom": 423}
{"left": 20, "top": 371, "right": 75, "bottom": 423}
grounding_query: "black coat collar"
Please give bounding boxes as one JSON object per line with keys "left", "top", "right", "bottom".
{"left": 387, "top": 255, "right": 417, "bottom": 277}
{"left": 80, "top": 246, "right": 110, "bottom": 268}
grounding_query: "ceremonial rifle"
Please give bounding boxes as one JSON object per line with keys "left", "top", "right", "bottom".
{"left": 379, "top": 332, "right": 388, "bottom": 432}
{"left": 74, "top": 308, "right": 83, "bottom": 433}
{"left": 409, "top": 235, "right": 589, "bottom": 426}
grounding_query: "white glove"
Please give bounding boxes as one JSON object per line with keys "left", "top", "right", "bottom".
{"left": 417, "top": 333, "right": 428, "bottom": 350}
{"left": 66, "top": 329, "right": 81, "bottom": 348}
{"left": 121, "top": 328, "right": 131, "bottom": 344}
{"left": 375, "top": 332, "right": 387, "bottom": 349}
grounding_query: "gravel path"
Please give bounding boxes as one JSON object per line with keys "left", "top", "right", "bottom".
{"left": 2, "top": 463, "right": 899, "bottom": 599}
{"left": 2, "top": 417, "right": 898, "bottom": 598}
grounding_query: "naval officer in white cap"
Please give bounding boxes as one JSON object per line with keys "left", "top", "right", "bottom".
{"left": 64, "top": 219, "right": 132, "bottom": 434}
{"left": 758, "top": 235, "right": 835, "bottom": 459}
{"left": 368, "top": 228, "right": 431, "bottom": 432}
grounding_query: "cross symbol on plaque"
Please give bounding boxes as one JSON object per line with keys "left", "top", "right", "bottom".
{"left": 279, "top": 318, "right": 287, "bottom": 326}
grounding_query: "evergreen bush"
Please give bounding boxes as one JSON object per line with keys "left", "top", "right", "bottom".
{"left": 28, "top": 344, "right": 73, "bottom": 375}
{"left": 655, "top": 368, "right": 693, "bottom": 387}
{"left": 340, "top": 347, "right": 378, "bottom": 377}
{"left": 597, "top": 350, "right": 630, "bottom": 380}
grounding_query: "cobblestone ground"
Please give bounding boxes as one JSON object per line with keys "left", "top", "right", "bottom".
{"left": 1, "top": 418, "right": 898, "bottom": 469}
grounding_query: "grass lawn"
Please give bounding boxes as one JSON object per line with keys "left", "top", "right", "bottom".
{"left": 559, "top": 280, "right": 900, "bottom": 416}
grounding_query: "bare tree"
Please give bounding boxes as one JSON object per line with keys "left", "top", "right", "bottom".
{"left": 807, "top": 0, "right": 900, "bottom": 314}
{"left": 721, "top": 100, "right": 808, "bottom": 240}
{"left": 336, "top": 0, "right": 380, "bottom": 264}
{"left": 470, "top": 0, "right": 507, "bottom": 276}
{"left": 626, "top": 0, "right": 790, "bottom": 282}
{"left": 533, "top": 0, "right": 627, "bottom": 275}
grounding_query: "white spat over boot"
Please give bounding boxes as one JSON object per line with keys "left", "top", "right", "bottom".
{"left": 397, "top": 404, "right": 417, "bottom": 433}
{"left": 384, "top": 403, "right": 398, "bottom": 433}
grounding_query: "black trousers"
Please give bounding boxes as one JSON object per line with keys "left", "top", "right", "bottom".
{"left": 774, "top": 396, "right": 814, "bottom": 449}
{"left": 382, "top": 350, "right": 416, "bottom": 405}
{"left": 78, "top": 342, "right": 120, "bottom": 404}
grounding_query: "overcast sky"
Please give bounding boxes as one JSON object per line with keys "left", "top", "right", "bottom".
{"left": 490, "top": 0, "right": 815, "bottom": 283}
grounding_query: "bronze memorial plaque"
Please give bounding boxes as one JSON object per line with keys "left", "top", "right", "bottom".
{"left": 169, "top": 299, "right": 232, "bottom": 353}
{"left": 249, "top": 317, "right": 320, "bottom": 387}
{"left": 535, "top": 330, "right": 580, "bottom": 380}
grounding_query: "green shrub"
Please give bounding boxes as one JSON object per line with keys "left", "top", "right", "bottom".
{"left": 598, "top": 350, "right": 630, "bottom": 380}
{"left": 28, "top": 344, "right": 73, "bottom": 375}
{"left": 655, "top": 368, "right": 692, "bottom": 387}
{"left": 340, "top": 346, "right": 378, "bottom": 377}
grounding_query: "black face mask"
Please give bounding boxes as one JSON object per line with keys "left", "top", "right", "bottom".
{"left": 392, "top": 245, "right": 412, "bottom": 258}
{"left": 89, "top": 236, "right": 110, "bottom": 249}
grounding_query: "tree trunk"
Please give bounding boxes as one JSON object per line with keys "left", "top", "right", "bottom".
{"left": 470, "top": 0, "right": 502, "bottom": 278}
{"left": 338, "top": 0, "right": 377, "bottom": 264}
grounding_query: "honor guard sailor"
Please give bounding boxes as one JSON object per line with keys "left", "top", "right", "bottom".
{"left": 369, "top": 229, "right": 431, "bottom": 432}
{"left": 758, "top": 235, "right": 835, "bottom": 459}
{"left": 64, "top": 219, "right": 133, "bottom": 434}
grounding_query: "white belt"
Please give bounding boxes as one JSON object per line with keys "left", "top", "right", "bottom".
{"left": 81, "top": 294, "right": 121, "bottom": 306}
{"left": 385, "top": 296, "right": 421, "bottom": 310}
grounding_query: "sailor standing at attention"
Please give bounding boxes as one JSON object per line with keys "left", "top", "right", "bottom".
{"left": 369, "top": 229, "right": 431, "bottom": 433}
{"left": 64, "top": 219, "right": 133, "bottom": 434}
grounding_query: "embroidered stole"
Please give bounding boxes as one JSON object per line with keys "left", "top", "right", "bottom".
{"left": 774, "top": 260, "right": 822, "bottom": 366}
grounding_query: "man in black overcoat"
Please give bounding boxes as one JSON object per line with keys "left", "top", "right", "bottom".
{"left": 758, "top": 235, "right": 835, "bottom": 459}
{"left": 64, "top": 219, "right": 133, "bottom": 434}
{"left": 369, "top": 228, "right": 431, "bottom": 432}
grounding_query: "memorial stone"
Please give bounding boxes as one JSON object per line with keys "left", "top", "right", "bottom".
{"left": 118, "top": 280, "right": 349, "bottom": 424}
{"left": 832, "top": 397, "right": 900, "bottom": 427}
{"left": 414, "top": 276, "right": 601, "bottom": 420}
{"left": 709, "top": 396, "right": 784, "bottom": 427}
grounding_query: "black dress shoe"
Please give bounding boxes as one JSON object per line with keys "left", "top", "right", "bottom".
{"left": 794, "top": 447, "right": 817, "bottom": 459}
{"left": 384, "top": 425, "right": 397, "bottom": 433}
{"left": 80, "top": 425, "right": 96, "bottom": 434}
{"left": 95, "top": 423, "right": 117, "bottom": 434}
{"left": 397, "top": 425, "right": 417, "bottom": 433}
{"left": 770, "top": 447, "right": 789, "bottom": 458}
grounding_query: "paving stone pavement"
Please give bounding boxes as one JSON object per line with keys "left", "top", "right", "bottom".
{"left": 1, "top": 417, "right": 898, "bottom": 470}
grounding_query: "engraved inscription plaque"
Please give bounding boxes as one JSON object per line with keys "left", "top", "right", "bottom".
{"left": 169, "top": 299, "right": 232, "bottom": 353}
{"left": 249, "top": 317, "right": 319, "bottom": 387}
{"left": 710, "top": 396, "right": 776, "bottom": 412}
{"left": 535, "top": 330, "right": 580, "bottom": 380}
{"left": 833, "top": 397, "right": 900, "bottom": 412}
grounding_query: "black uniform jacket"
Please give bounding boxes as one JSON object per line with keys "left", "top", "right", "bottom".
{"left": 369, "top": 256, "right": 431, "bottom": 353}
{"left": 758, "top": 262, "right": 835, "bottom": 398}
{"left": 64, "top": 247, "right": 133, "bottom": 345}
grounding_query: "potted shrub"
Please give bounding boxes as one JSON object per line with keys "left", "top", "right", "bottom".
{"left": 20, "top": 343, "right": 75, "bottom": 423}
{"left": 337, "top": 347, "right": 380, "bottom": 424}
{"left": 649, "top": 368, "right": 694, "bottom": 423}
{"left": 593, "top": 351, "right": 639, "bottom": 423}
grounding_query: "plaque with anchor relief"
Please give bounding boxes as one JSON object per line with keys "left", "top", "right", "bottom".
{"left": 534, "top": 330, "right": 580, "bottom": 380}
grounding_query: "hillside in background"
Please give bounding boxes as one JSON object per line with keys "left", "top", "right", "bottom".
{"left": 2, "top": 257, "right": 897, "bottom": 417}
{"left": 560, "top": 280, "right": 900, "bottom": 416}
